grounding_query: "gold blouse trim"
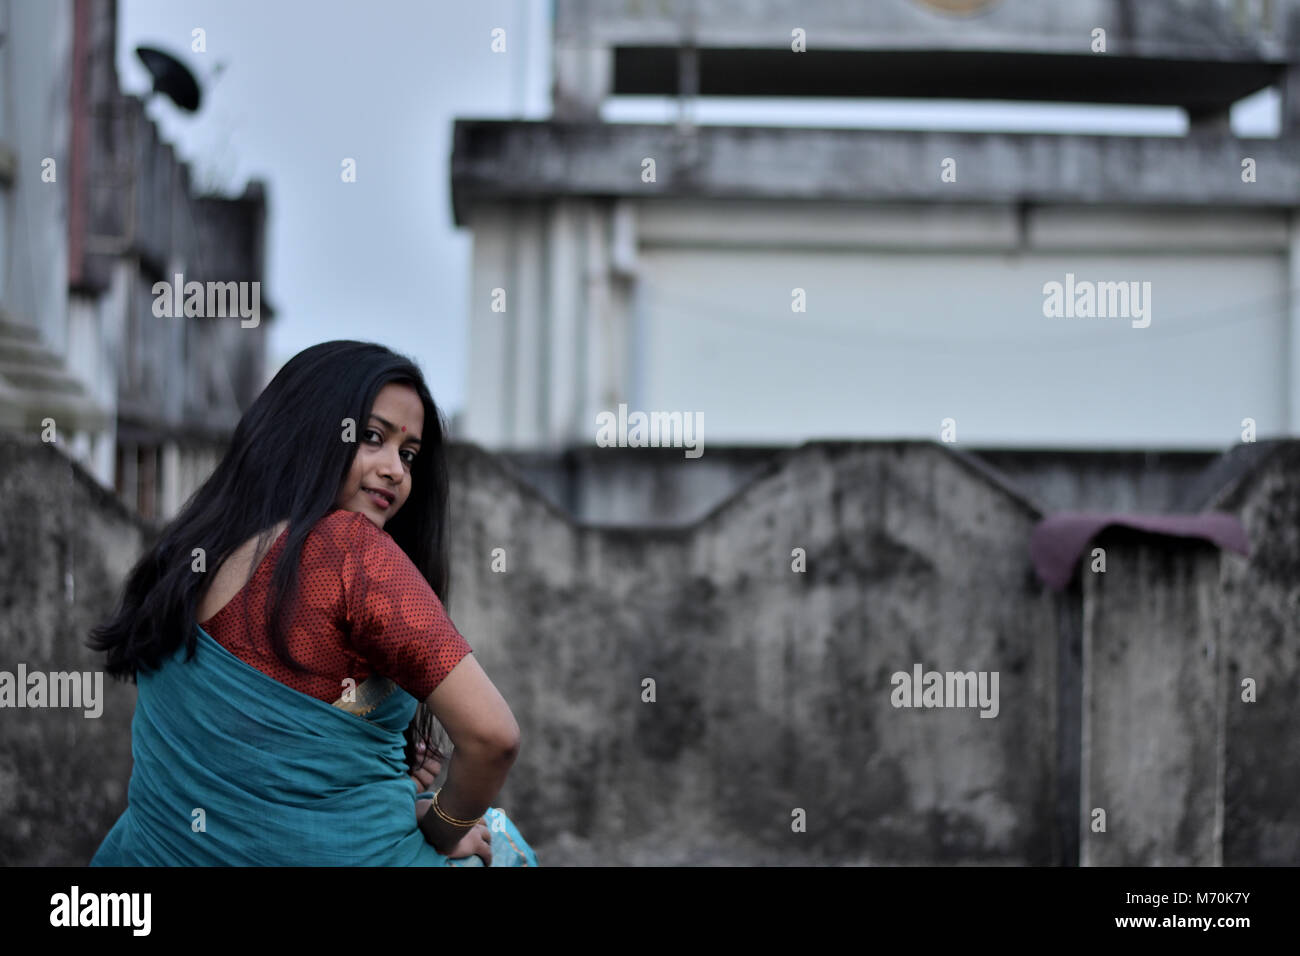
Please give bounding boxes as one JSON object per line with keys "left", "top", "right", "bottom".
{"left": 331, "top": 675, "right": 397, "bottom": 717}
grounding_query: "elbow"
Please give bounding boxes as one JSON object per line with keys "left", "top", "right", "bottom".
{"left": 495, "top": 724, "right": 521, "bottom": 763}
{"left": 468, "top": 720, "right": 520, "bottom": 764}
{"left": 468, "top": 734, "right": 518, "bottom": 768}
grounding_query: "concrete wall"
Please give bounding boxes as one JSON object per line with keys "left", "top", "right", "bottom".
{"left": 0, "top": 435, "right": 149, "bottom": 865}
{"left": 443, "top": 439, "right": 1297, "bottom": 865}
{"left": 459, "top": 0, "right": 1300, "bottom": 454}
{"left": 495, "top": 445, "right": 1230, "bottom": 528}
{"left": 501, "top": 444, "right": 786, "bottom": 526}
{"left": 973, "top": 449, "right": 1224, "bottom": 514}
{"left": 1208, "top": 440, "right": 1300, "bottom": 865}
{"left": 552, "top": 0, "right": 1299, "bottom": 120}
{"left": 553, "top": 0, "right": 1296, "bottom": 57}
{"left": 0, "top": 0, "right": 74, "bottom": 343}
{"left": 441, "top": 442, "right": 1294, "bottom": 868}
{"left": 4, "top": 435, "right": 1294, "bottom": 866}
{"left": 1080, "top": 529, "right": 1228, "bottom": 865}
{"left": 0, "top": 0, "right": 272, "bottom": 519}
{"left": 445, "top": 439, "right": 1062, "bottom": 864}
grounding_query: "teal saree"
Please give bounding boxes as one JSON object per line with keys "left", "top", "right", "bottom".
{"left": 90, "top": 625, "right": 537, "bottom": 866}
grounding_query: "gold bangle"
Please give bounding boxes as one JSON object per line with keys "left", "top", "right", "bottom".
{"left": 432, "top": 788, "right": 482, "bottom": 828}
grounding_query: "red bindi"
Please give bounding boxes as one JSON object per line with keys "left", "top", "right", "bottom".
{"left": 401, "top": 426, "right": 406, "bottom": 432}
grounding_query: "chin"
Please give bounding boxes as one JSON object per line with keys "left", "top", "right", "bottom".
{"left": 347, "top": 500, "right": 386, "bottom": 529}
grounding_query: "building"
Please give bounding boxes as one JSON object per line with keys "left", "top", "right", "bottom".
{"left": 0, "top": 0, "right": 273, "bottom": 522}
{"left": 452, "top": 0, "right": 1300, "bottom": 457}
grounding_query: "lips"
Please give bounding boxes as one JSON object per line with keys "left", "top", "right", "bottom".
{"left": 363, "top": 487, "right": 395, "bottom": 508}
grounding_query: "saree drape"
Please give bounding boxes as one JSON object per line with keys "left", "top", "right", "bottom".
{"left": 90, "top": 625, "right": 537, "bottom": 866}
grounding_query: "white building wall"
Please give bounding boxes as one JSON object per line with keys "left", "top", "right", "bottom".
{"left": 465, "top": 198, "right": 640, "bottom": 450}
{"left": 463, "top": 205, "right": 510, "bottom": 446}
{"left": 465, "top": 199, "right": 1293, "bottom": 451}
{"left": 545, "top": 199, "right": 582, "bottom": 446}
{"left": 511, "top": 205, "right": 547, "bottom": 445}
{"left": 1, "top": 0, "right": 73, "bottom": 348}
{"left": 1288, "top": 211, "right": 1300, "bottom": 432}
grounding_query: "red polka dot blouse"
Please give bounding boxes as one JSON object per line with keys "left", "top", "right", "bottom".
{"left": 199, "top": 508, "right": 472, "bottom": 704}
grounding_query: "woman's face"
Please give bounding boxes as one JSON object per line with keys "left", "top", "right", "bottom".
{"left": 335, "top": 382, "right": 425, "bottom": 529}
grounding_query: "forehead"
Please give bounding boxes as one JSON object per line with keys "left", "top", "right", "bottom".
{"left": 370, "top": 383, "right": 424, "bottom": 427}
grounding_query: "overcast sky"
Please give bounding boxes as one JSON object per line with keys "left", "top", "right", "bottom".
{"left": 116, "top": 0, "right": 1280, "bottom": 421}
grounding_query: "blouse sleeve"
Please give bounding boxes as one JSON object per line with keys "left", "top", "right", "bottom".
{"left": 339, "top": 512, "right": 472, "bottom": 702}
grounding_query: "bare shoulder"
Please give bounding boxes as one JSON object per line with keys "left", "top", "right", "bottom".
{"left": 196, "top": 518, "right": 290, "bottom": 623}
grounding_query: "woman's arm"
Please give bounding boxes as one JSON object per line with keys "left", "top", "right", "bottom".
{"left": 335, "top": 512, "right": 519, "bottom": 855}
{"left": 416, "top": 653, "right": 520, "bottom": 854}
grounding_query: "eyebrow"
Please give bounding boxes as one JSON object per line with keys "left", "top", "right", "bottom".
{"left": 369, "top": 414, "right": 421, "bottom": 444}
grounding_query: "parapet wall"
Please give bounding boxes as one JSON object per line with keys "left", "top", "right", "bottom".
{"left": 1, "top": 434, "right": 1293, "bottom": 865}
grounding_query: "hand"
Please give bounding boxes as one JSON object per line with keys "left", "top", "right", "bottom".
{"left": 409, "top": 741, "right": 442, "bottom": 794}
{"left": 446, "top": 819, "right": 493, "bottom": 865}
{"left": 411, "top": 741, "right": 443, "bottom": 829}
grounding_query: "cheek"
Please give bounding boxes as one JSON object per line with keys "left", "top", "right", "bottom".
{"left": 341, "top": 455, "right": 368, "bottom": 495}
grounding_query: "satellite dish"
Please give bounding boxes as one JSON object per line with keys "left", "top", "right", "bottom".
{"left": 135, "top": 46, "right": 201, "bottom": 112}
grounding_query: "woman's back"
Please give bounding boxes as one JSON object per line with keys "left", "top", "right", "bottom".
{"left": 89, "top": 509, "right": 483, "bottom": 865}
{"left": 197, "top": 508, "right": 472, "bottom": 706}
{"left": 90, "top": 619, "right": 453, "bottom": 865}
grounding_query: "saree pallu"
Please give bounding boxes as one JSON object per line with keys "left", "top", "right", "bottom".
{"left": 90, "top": 625, "right": 537, "bottom": 867}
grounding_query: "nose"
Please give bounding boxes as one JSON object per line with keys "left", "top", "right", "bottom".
{"left": 377, "top": 443, "right": 403, "bottom": 482}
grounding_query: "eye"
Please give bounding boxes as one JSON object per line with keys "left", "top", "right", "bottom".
{"left": 364, "top": 428, "right": 382, "bottom": 444}
{"left": 400, "top": 449, "right": 417, "bottom": 465}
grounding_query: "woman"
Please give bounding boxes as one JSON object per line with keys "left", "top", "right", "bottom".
{"left": 87, "top": 341, "right": 537, "bottom": 866}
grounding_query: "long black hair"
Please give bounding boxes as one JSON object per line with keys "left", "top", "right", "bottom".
{"left": 88, "top": 339, "right": 453, "bottom": 763}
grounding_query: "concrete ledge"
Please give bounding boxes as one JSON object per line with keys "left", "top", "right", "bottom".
{"left": 553, "top": 0, "right": 1297, "bottom": 59}
{"left": 452, "top": 120, "right": 1300, "bottom": 225}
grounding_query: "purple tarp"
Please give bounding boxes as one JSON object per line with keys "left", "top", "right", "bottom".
{"left": 1029, "top": 511, "right": 1250, "bottom": 592}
